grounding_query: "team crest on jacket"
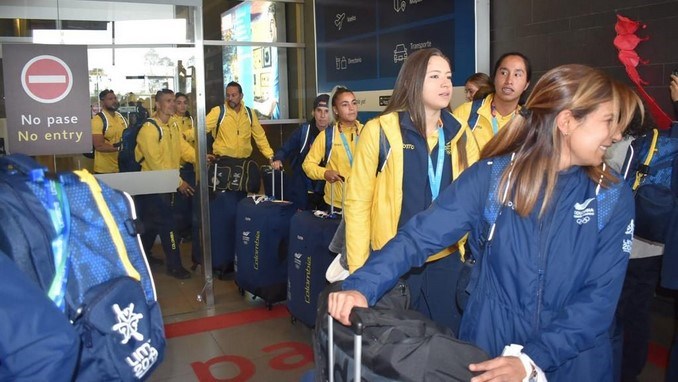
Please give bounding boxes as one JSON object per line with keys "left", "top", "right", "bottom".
{"left": 573, "top": 197, "right": 595, "bottom": 225}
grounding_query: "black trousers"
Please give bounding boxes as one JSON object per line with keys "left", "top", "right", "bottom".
{"left": 136, "top": 193, "right": 184, "bottom": 271}
{"left": 614, "top": 256, "right": 662, "bottom": 381}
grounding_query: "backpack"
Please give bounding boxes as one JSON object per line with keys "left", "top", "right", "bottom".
{"left": 313, "top": 281, "right": 489, "bottom": 382}
{"left": 208, "top": 104, "right": 253, "bottom": 153}
{"left": 118, "top": 118, "right": 163, "bottom": 173}
{"left": 625, "top": 124, "right": 678, "bottom": 243}
{"left": 0, "top": 154, "right": 165, "bottom": 381}
{"left": 84, "top": 111, "right": 128, "bottom": 159}
{"left": 456, "top": 155, "right": 622, "bottom": 309}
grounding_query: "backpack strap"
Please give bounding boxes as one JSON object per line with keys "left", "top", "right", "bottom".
{"left": 467, "top": 98, "right": 484, "bottom": 131}
{"left": 216, "top": 104, "right": 226, "bottom": 136}
{"left": 376, "top": 124, "right": 391, "bottom": 175}
{"left": 143, "top": 118, "right": 163, "bottom": 142}
{"left": 136, "top": 119, "right": 164, "bottom": 166}
{"left": 632, "top": 129, "right": 659, "bottom": 190}
{"left": 216, "top": 104, "right": 253, "bottom": 136}
{"left": 321, "top": 125, "right": 334, "bottom": 167}
{"left": 245, "top": 106, "right": 253, "bottom": 126}
{"left": 483, "top": 154, "right": 514, "bottom": 242}
{"left": 299, "top": 123, "right": 311, "bottom": 153}
{"left": 97, "top": 112, "right": 108, "bottom": 135}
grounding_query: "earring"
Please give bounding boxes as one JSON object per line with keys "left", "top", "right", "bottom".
{"left": 563, "top": 131, "right": 569, "bottom": 136}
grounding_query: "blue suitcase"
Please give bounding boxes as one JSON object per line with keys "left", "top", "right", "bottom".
{"left": 286, "top": 210, "right": 340, "bottom": 326}
{"left": 234, "top": 171, "right": 296, "bottom": 308}
{"left": 201, "top": 190, "right": 245, "bottom": 271}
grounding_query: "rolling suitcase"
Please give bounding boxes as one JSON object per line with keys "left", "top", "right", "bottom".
{"left": 234, "top": 169, "right": 295, "bottom": 308}
{"left": 313, "top": 282, "right": 490, "bottom": 382}
{"left": 287, "top": 184, "right": 342, "bottom": 326}
{"left": 201, "top": 189, "right": 244, "bottom": 272}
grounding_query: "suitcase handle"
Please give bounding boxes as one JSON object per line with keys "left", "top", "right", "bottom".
{"left": 329, "top": 180, "right": 345, "bottom": 216}
{"left": 270, "top": 166, "right": 284, "bottom": 201}
{"left": 327, "top": 311, "right": 362, "bottom": 382}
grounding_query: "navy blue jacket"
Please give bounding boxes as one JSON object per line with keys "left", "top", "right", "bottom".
{"left": 0, "top": 253, "right": 79, "bottom": 381}
{"left": 343, "top": 157, "right": 634, "bottom": 381}
{"left": 273, "top": 120, "right": 325, "bottom": 207}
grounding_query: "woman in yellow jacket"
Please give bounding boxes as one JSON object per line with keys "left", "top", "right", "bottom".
{"left": 344, "top": 48, "right": 480, "bottom": 332}
{"left": 302, "top": 87, "right": 363, "bottom": 210}
{"left": 453, "top": 52, "right": 531, "bottom": 150}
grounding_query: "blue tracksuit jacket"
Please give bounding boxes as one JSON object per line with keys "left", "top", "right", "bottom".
{"left": 0, "top": 253, "right": 79, "bottom": 381}
{"left": 343, "top": 157, "right": 634, "bottom": 381}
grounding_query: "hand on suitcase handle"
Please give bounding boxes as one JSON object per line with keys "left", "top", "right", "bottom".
{"left": 327, "top": 289, "right": 368, "bottom": 326}
{"left": 271, "top": 160, "right": 283, "bottom": 171}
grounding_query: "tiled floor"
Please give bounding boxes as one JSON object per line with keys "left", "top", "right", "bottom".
{"left": 148, "top": 243, "right": 314, "bottom": 382}
{"left": 147, "top": 243, "right": 675, "bottom": 382}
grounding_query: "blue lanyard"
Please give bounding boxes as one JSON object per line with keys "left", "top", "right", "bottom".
{"left": 43, "top": 179, "right": 70, "bottom": 312}
{"left": 491, "top": 116, "right": 500, "bottom": 135}
{"left": 339, "top": 129, "right": 357, "bottom": 167}
{"left": 427, "top": 127, "right": 446, "bottom": 201}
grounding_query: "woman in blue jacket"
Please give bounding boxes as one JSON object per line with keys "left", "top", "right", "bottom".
{"left": 328, "top": 64, "right": 642, "bottom": 382}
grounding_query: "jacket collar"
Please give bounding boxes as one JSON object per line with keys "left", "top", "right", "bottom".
{"left": 397, "top": 110, "right": 460, "bottom": 138}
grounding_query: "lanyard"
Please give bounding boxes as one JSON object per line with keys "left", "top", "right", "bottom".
{"left": 427, "top": 127, "right": 446, "bottom": 201}
{"left": 339, "top": 129, "right": 357, "bottom": 167}
{"left": 491, "top": 103, "right": 516, "bottom": 135}
{"left": 43, "top": 179, "right": 70, "bottom": 312}
{"left": 491, "top": 115, "right": 500, "bottom": 135}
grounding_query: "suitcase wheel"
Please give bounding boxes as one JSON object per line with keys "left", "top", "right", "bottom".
{"left": 291, "top": 316, "right": 297, "bottom": 325}
{"left": 238, "top": 287, "right": 245, "bottom": 296}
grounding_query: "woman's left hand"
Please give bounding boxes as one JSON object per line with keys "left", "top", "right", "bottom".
{"left": 469, "top": 356, "right": 527, "bottom": 382}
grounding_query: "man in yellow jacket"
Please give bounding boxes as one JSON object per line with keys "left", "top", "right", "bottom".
{"left": 135, "top": 89, "right": 195, "bottom": 279}
{"left": 202, "top": 82, "right": 275, "bottom": 277}
{"left": 205, "top": 81, "right": 274, "bottom": 161}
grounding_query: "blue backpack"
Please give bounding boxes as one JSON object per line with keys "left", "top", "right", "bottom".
{"left": 118, "top": 117, "right": 162, "bottom": 173}
{"left": 624, "top": 123, "right": 678, "bottom": 243}
{"left": 0, "top": 154, "right": 165, "bottom": 381}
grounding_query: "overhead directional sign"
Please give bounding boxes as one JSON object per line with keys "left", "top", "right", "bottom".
{"left": 21, "top": 55, "right": 74, "bottom": 104}
{"left": 3, "top": 45, "right": 90, "bottom": 156}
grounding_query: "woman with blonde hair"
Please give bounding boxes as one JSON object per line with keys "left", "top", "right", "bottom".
{"left": 329, "top": 64, "right": 642, "bottom": 381}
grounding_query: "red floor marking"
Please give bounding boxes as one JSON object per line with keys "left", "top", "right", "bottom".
{"left": 164, "top": 305, "right": 289, "bottom": 338}
{"left": 647, "top": 341, "right": 669, "bottom": 369}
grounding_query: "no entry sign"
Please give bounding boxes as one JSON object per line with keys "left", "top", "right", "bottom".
{"left": 2, "top": 44, "right": 90, "bottom": 156}
{"left": 21, "top": 55, "right": 73, "bottom": 104}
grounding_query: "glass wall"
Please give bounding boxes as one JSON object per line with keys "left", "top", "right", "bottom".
{"left": 0, "top": 0, "right": 312, "bottom": 315}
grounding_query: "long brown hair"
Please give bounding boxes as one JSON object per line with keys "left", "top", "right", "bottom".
{"left": 383, "top": 48, "right": 468, "bottom": 169}
{"left": 482, "top": 64, "right": 642, "bottom": 217}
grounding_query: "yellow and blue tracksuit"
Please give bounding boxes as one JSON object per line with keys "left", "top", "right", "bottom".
{"left": 302, "top": 120, "right": 363, "bottom": 209}
{"left": 453, "top": 93, "right": 519, "bottom": 150}
{"left": 344, "top": 110, "right": 479, "bottom": 331}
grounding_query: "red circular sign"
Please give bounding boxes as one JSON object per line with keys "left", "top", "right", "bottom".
{"left": 21, "top": 55, "right": 73, "bottom": 104}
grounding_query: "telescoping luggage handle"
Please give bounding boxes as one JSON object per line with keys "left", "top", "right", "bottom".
{"left": 328, "top": 179, "right": 345, "bottom": 217}
{"left": 270, "top": 166, "right": 284, "bottom": 201}
{"left": 327, "top": 311, "right": 364, "bottom": 382}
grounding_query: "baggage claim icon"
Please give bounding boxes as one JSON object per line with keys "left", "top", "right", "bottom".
{"left": 21, "top": 55, "right": 73, "bottom": 104}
